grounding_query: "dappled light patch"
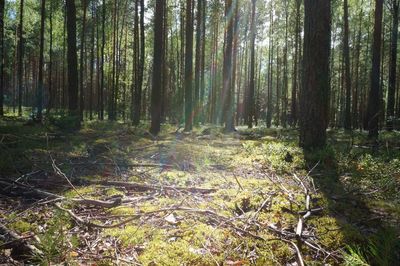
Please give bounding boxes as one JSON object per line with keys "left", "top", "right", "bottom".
{"left": 1, "top": 120, "right": 400, "bottom": 264}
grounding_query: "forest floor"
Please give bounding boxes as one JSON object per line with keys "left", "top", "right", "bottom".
{"left": 0, "top": 115, "right": 400, "bottom": 265}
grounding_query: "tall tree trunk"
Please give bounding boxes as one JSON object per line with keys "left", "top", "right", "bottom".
{"left": 150, "top": 0, "right": 165, "bottom": 135}
{"left": 299, "top": 0, "right": 331, "bottom": 149}
{"left": 184, "top": 0, "right": 193, "bottom": 131}
{"left": 0, "top": 0, "right": 4, "bottom": 116}
{"left": 367, "top": 0, "right": 384, "bottom": 140}
{"left": 132, "top": 0, "right": 139, "bottom": 124}
{"left": 194, "top": 0, "right": 202, "bottom": 125}
{"left": 343, "top": 0, "right": 352, "bottom": 130}
{"left": 37, "top": 0, "right": 46, "bottom": 121}
{"left": 222, "top": 0, "right": 235, "bottom": 131}
{"left": 99, "top": 0, "right": 106, "bottom": 120}
{"left": 133, "top": 0, "right": 145, "bottom": 125}
{"left": 199, "top": 0, "right": 206, "bottom": 123}
{"left": 79, "top": 0, "right": 87, "bottom": 120}
{"left": 387, "top": 0, "right": 399, "bottom": 130}
{"left": 291, "top": 0, "right": 301, "bottom": 127}
{"left": 17, "top": 0, "right": 24, "bottom": 116}
{"left": 231, "top": 0, "right": 239, "bottom": 127}
{"left": 247, "top": 0, "right": 256, "bottom": 128}
{"left": 282, "top": 0, "right": 289, "bottom": 128}
{"left": 352, "top": 2, "right": 363, "bottom": 129}
{"left": 47, "top": 0, "right": 53, "bottom": 115}
{"left": 89, "top": 2, "right": 96, "bottom": 120}
{"left": 66, "top": 0, "right": 79, "bottom": 115}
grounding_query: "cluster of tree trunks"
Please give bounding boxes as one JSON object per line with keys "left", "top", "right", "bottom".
{"left": 1, "top": 0, "right": 400, "bottom": 148}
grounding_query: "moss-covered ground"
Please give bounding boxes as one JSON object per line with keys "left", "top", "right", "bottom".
{"left": 0, "top": 116, "right": 399, "bottom": 265}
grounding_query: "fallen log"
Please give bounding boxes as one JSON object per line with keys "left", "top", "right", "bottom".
{"left": 91, "top": 180, "right": 217, "bottom": 194}
{"left": 0, "top": 179, "right": 122, "bottom": 208}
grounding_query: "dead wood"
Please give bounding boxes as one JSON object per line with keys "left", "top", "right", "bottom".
{"left": 0, "top": 223, "right": 42, "bottom": 259}
{"left": 91, "top": 180, "right": 217, "bottom": 194}
{"left": 0, "top": 179, "right": 122, "bottom": 208}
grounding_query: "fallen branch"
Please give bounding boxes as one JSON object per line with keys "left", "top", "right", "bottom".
{"left": 0, "top": 179, "right": 121, "bottom": 208}
{"left": 91, "top": 180, "right": 217, "bottom": 194}
{"left": 0, "top": 223, "right": 42, "bottom": 258}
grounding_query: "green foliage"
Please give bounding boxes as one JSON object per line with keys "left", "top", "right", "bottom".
{"left": 343, "top": 245, "right": 369, "bottom": 266}
{"left": 34, "top": 211, "right": 75, "bottom": 265}
{"left": 343, "top": 228, "right": 400, "bottom": 266}
{"left": 48, "top": 115, "right": 81, "bottom": 131}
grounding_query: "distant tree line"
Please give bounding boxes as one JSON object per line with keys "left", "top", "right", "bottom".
{"left": 0, "top": 0, "right": 399, "bottom": 148}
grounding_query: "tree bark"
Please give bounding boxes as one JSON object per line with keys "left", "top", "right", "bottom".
{"left": 184, "top": 0, "right": 193, "bottom": 131}
{"left": 387, "top": 0, "right": 399, "bottom": 130}
{"left": 343, "top": 0, "right": 352, "bottom": 130}
{"left": 247, "top": 0, "right": 256, "bottom": 128}
{"left": 0, "top": 0, "right": 4, "bottom": 116}
{"left": 366, "top": 0, "right": 384, "bottom": 139}
{"left": 66, "top": 0, "right": 79, "bottom": 115}
{"left": 150, "top": 0, "right": 165, "bottom": 135}
{"left": 17, "top": 0, "right": 24, "bottom": 116}
{"left": 299, "top": 0, "right": 331, "bottom": 149}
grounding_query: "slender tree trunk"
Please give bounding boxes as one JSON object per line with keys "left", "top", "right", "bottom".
{"left": 47, "top": 0, "right": 53, "bottom": 115}
{"left": 194, "top": 0, "right": 202, "bottom": 125}
{"left": 291, "top": 0, "right": 301, "bottom": 127}
{"left": 299, "top": 0, "right": 331, "bottom": 149}
{"left": 222, "top": 0, "right": 235, "bottom": 131}
{"left": 17, "top": 0, "right": 24, "bottom": 116}
{"left": 343, "top": 0, "right": 352, "bottom": 130}
{"left": 0, "top": 0, "right": 4, "bottom": 116}
{"left": 387, "top": 0, "right": 399, "bottom": 130}
{"left": 231, "top": 0, "right": 239, "bottom": 127}
{"left": 66, "top": 0, "right": 79, "bottom": 115}
{"left": 150, "top": 0, "right": 165, "bottom": 135}
{"left": 184, "top": 0, "right": 193, "bottom": 131}
{"left": 247, "top": 0, "right": 256, "bottom": 128}
{"left": 99, "top": 0, "right": 106, "bottom": 120}
{"left": 36, "top": 0, "right": 46, "bottom": 120}
{"left": 282, "top": 0, "right": 289, "bottom": 128}
{"left": 79, "top": 0, "right": 87, "bottom": 120}
{"left": 353, "top": 2, "right": 363, "bottom": 129}
{"left": 367, "top": 0, "right": 384, "bottom": 140}
{"left": 133, "top": 0, "right": 145, "bottom": 125}
{"left": 89, "top": 2, "right": 96, "bottom": 120}
{"left": 200, "top": 0, "right": 206, "bottom": 123}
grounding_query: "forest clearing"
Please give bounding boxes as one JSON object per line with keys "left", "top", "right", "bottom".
{"left": 0, "top": 117, "right": 399, "bottom": 265}
{"left": 1, "top": 0, "right": 400, "bottom": 264}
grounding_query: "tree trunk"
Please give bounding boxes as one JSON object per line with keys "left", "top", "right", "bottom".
{"left": 343, "top": 0, "right": 352, "bottom": 130}
{"left": 47, "top": 0, "right": 53, "bottom": 115}
{"left": 387, "top": 0, "right": 399, "bottom": 130}
{"left": 66, "top": 0, "right": 79, "bottom": 115}
{"left": 0, "top": 0, "right": 4, "bottom": 116}
{"left": 150, "top": 0, "right": 165, "bottom": 135}
{"left": 299, "top": 0, "right": 331, "bottom": 149}
{"left": 184, "top": 0, "right": 193, "bottom": 131}
{"left": 291, "top": 0, "right": 301, "bottom": 127}
{"left": 17, "top": 0, "right": 24, "bottom": 116}
{"left": 222, "top": 0, "right": 235, "bottom": 131}
{"left": 247, "top": 0, "right": 256, "bottom": 128}
{"left": 36, "top": 0, "right": 46, "bottom": 121}
{"left": 79, "top": 0, "right": 87, "bottom": 120}
{"left": 99, "top": 0, "right": 106, "bottom": 120}
{"left": 194, "top": 0, "right": 202, "bottom": 125}
{"left": 366, "top": 0, "right": 384, "bottom": 139}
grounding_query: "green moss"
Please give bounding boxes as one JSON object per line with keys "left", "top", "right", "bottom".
{"left": 310, "top": 216, "right": 363, "bottom": 250}
{"left": 64, "top": 185, "right": 97, "bottom": 198}
{"left": 9, "top": 220, "right": 33, "bottom": 233}
{"left": 105, "top": 225, "right": 149, "bottom": 247}
{"left": 109, "top": 206, "right": 136, "bottom": 215}
{"left": 105, "top": 187, "right": 124, "bottom": 197}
